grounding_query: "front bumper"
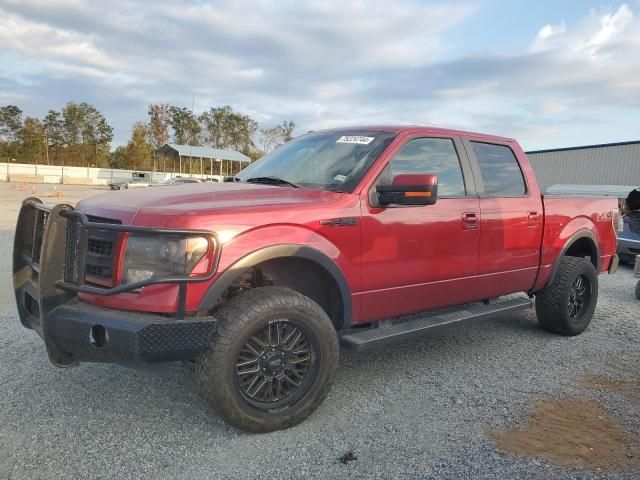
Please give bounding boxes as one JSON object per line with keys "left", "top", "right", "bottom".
{"left": 45, "top": 300, "right": 216, "bottom": 365}
{"left": 13, "top": 198, "right": 217, "bottom": 367}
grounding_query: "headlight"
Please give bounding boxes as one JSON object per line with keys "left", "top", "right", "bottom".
{"left": 121, "top": 234, "right": 211, "bottom": 285}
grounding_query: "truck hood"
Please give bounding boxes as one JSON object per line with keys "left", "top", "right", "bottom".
{"left": 76, "top": 182, "right": 348, "bottom": 227}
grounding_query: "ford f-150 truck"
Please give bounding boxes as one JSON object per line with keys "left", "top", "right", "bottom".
{"left": 13, "top": 126, "right": 620, "bottom": 432}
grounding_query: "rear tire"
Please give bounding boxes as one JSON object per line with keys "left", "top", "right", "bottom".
{"left": 196, "top": 287, "right": 339, "bottom": 433}
{"left": 635, "top": 280, "right": 640, "bottom": 300}
{"left": 535, "top": 256, "right": 598, "bottom": 336}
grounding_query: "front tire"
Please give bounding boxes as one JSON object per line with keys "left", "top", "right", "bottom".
{"left": 196, "top": 287, "right": 339, "bottom": 433}
{"left": 635, "top": 280, "right": 640, "bottom": 300}
{"left": 535, "top": 256, "right": 598, "bottom": 336}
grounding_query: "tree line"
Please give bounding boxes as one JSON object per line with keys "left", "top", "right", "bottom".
{"left": 0, "top": 102, "right": 296, "bottom": 172}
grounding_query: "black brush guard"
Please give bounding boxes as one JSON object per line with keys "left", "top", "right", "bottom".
{"left": 13, "top": 198, "right": 219, "bottom": 367}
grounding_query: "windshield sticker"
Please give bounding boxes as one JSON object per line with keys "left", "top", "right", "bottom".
{"left": 334, "top": 175, "right": 347, "bottom": 182}
{"left": 336, "top": 136, "right": 374, "bottom": 145}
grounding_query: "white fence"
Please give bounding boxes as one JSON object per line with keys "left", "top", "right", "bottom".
{"left": 0, "top": 162, "right": 222, "bottom": 184}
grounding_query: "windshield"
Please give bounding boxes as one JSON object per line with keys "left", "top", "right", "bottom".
{"left": 237, "top": 130, "right": 396, "bottom": 192}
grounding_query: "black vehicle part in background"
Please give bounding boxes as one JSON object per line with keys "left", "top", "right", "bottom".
{"left": 626, "top": 188, "right": 640, "bottom": 212}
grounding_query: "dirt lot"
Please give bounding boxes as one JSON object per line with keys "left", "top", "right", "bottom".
{"left": 0, "top": 182, "right": 639, "bottom": 479}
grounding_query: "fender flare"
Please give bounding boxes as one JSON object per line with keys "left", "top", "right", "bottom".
{"left": 198, "top": 244, "right": 352, "bottom": 330}
{"left": 547, "top": 230, "right": 599, "bottom": 286}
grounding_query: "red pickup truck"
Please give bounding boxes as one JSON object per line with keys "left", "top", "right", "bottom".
{"left": 13, "top": 126, "right": 619, "bottom": 432}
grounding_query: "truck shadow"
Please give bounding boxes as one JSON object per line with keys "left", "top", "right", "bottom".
{"left": 4, "top": 310, "right": 535, "bottom": 424}
{"left": 5, "top": 308, "right": 548, "bottom": 432}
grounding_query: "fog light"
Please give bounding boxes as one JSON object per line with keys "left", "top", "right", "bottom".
{"left": 89, "top": 325, "right": 108, "bottom": 348}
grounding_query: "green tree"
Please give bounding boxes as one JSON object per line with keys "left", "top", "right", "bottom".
{"left": 169, "top": 106, "right": 200, "bottom": 145}
{"left": 109, "top": 145, "right": 127, "bottom": 169}
{"left": 259, "top": 120, "right": 296, "bottom": 153}
{"left": 199, "top": 105, "right": 233, "bottom": 148}
{"left": 147, "top": 104, "right": 171, "bottom": 149}
{"left": 43, "top": 110, "right": 65, "bottom": 164}
{"left": 247, "top": 149, "right": 264, "bottom": 162}
{"left": 62, "top": 102, "right": 84, "bottom": 146}
{"left": 279, "top": 120, "right": 295, "bottom": 142}
{"left": 19, "top": 117, "right": 46, "bottom": 165}
{"left": 0, "top": 105, "right": 23, "bottom": 160}
{"left": 124, "top": 122, "right": 152, "bottom": 170}
{"left": 259, "top": 126, "right": 281, "bottom": 154}
{"left": 61, "top": 102, "right": 113, "bottom": 167}
{"left": 200, "top": 105, "right": 258, "bottom": 154}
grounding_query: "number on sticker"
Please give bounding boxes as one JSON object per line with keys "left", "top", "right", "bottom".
{"left": 336, "top": 136, "right": 374, "bottom": 145}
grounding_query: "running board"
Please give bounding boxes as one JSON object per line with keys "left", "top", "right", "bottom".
{"left": 340, "top": 297, "right": 533, "bottom": 351}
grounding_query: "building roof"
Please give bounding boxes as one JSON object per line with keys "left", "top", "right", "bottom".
{"left": 527, "top": 139, "right": 640, "bottom": 155}
{"left": 545, "top": 184, "right": 639, "bottom": 198}
{"left": 156, "top": 144, "right": 251, "bottom": 163}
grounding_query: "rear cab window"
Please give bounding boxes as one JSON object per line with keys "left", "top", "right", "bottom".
{"left": 470, "top": 142, "right": 527, "bottom": 196}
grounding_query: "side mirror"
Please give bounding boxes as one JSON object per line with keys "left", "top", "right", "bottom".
{"left": 376, "top": 173, "right": 438, "bottom": 206}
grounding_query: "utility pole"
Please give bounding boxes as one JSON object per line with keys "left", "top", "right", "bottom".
{"left": 44, "top": 134, "right": 49, "bottom": 165}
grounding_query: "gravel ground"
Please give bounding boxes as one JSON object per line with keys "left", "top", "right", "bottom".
{"left": 0, "top": 183, "right": 639, "bottom": 479}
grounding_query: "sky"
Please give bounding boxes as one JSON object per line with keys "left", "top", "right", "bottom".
{"left": 1, "top": 0, "right": 639, "bottom": 150}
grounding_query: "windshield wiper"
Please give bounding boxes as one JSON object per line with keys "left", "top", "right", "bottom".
{"left": 245, "top": 176, "right": 302, "bottom": 188}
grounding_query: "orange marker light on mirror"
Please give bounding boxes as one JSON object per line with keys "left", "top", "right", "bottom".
{"left": 405, "top": 191, "right": 432, "bottom": 197}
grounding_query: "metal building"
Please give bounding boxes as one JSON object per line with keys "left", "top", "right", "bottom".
{"left": 526, "top": 140, "right": 640, "bottom": 191}
{"left": 155, "top": 144, "right": 251, "bottom": 177}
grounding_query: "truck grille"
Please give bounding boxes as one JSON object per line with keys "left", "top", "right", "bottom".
{"left": 65, "top": 214, "right": 121, "bottom": 285}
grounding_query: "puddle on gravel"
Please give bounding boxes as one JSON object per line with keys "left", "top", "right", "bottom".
{"left": 488, "top": 398, "right": 639, "bottom": 471}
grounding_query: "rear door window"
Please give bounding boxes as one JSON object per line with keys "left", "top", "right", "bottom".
{"left": 471, "top": 142, "right": 526, "bottom": 196}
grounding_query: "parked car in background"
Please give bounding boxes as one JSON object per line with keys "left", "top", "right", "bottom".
{"left": 108, "top": 178, "right": 151, "bottom": 190}
{"left": 620, "top": 188, "right": 640, "bottom": 264}
{"left": 634, "top": 255, "right": 640, "bottom": 299}
{"left": 151, "top": 177, "right": 203, "bottom": 187}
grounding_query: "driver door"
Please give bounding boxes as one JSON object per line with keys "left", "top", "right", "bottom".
{"left": 359, "top": 135, "right": 480, "bottom": 322}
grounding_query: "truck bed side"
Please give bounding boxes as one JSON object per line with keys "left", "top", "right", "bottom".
{"left": 532, "top": 195, "right": 618, "bottom": 292}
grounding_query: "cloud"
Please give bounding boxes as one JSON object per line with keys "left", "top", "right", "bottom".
{"left": 0, "top": 1, "right": 638, "bottom": 150}
{"left": 531, "top": 3, "right": 634, "bottom": 58}
{"left": 531, "top": 22, "right": 567, "bottom": 52}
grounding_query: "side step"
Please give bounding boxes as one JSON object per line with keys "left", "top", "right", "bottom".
{"left": 340, "top": 296, "right": 533, "bottom": 351}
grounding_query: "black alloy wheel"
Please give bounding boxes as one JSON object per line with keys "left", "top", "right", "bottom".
{"left": 235, "top": 319, "right": 317, "bottom": 409}
{"left": 567, "top": 273, "right": 591, "bottom": 320}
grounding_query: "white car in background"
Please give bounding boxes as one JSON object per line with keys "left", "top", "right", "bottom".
{"left": 109, "top": 178, "right": 152, "bottom": 190}
{"left": 150, "top": 177, "right": 203, "bottom": 187}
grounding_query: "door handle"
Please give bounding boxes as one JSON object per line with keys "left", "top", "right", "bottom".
{"left": 527, "top": 211, "right": 539, "bottom": 226}
{"left": 462, "top": 212, "right": 479, "bottom": 230}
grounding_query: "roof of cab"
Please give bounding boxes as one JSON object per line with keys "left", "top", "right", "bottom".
{"left": 313, "top": 125, "right": 516, "bottom": 144}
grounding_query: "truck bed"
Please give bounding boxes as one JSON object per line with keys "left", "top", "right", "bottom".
{"left": 533, "top": 195, "right": 619, "bottom": 291}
